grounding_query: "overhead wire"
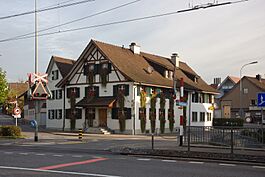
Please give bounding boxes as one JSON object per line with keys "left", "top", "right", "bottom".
{"left": 0, "top": 0, "right": 248, "bottom": 43}
{"left": 0, "top": 0, "right": 141, "bottom": 43}
{"left": 0, "top": 0, "right": 95, "bottom": 20}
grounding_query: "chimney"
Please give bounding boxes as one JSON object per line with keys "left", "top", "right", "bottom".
{"left": 171, "top": 53, "right": 180, "bottom": 68}
{"left": 129, "top": 42, "right": 140, "bottom": 54}
{"left": 256, "top": 74, "right": 262, "bottom": 81}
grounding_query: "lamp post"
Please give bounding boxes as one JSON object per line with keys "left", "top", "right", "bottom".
{"left": 239, "top": 61, "right": 258, "bottom": 118}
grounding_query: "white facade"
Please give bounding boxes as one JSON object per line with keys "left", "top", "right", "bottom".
{"left": 46, "top": 60, "right": 65, "bottom": 129}
{"left": 45, "top": 41, "right": 215, "bottom": 133}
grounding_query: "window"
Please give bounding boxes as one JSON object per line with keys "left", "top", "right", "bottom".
{"left": 51, "top": 90, "right": 55, "bottom": 100}
{"left": 48, "top": 110, "right": 55, "bottom": 119}
{"left": 67, "top": 87, "right": 80, "bottom": 98}
{"left": 57, "top": 109, "right": 62, "bottom": 119}
{"left": 113, "top": 84, "right": 129, "bottom": 97}
{"left": 250, "top": 99, "right": 256, "bottom": 106}
{"left": 243, "top": 88, "right": 248, "bottom": 94}
{"left": 192, "top": 112, "right": 198, "bottom": 122}
{"left": 192, "top": 93, "right": 198, "bottom": 103}
{"left": 51, "top": 70, "right": 59, "bottom": 80}
{"left": 112, "top": 108, "right": 131, "bottom": 119}
{"left": 207, "top": 112, "right": 212, "bottom": 121}
{"left": 204, "top": 94, "right": 209, "bottom": 103}
{"left": 200, "top": 112, "right": 205, "bottom": 122}
{"left": 85, "top": 86, "right": 99, "bottom": 97}
{"left": 199, "top": 93, "right": 204, "bottom": 103}
{"left": 66, "top": 108, "right": 82, "bottom": 119}
{"left": 56, "top": 89, "right": 62, "bottom": 99}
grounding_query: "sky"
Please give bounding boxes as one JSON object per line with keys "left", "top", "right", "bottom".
{"left": 0, "top": 0, "right": 264, "bottom": 84}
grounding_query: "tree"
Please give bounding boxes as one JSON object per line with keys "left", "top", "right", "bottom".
{"left": 0, "top": 67, "right": 8, "bottom": 106}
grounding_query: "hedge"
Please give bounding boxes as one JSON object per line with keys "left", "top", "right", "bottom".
{"left": 0, "top": 125, "right": 21, "bottom": 137}
{"left": 213, "top": 118, "right": 244, "bottom": 127}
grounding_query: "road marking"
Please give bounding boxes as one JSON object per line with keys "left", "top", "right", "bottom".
{"left": 35, "top": 154, "right": 45, "bottom": 156}
{"left": 188, "top": 161, "right": 204, "bottom": 164}
{"left": 137, "top": 158, "right": 151, "bottom": 161}
{"left": 72, "top": 155, "right": 83, "bottom": 158}
{"left": 0, "top": 166, "right": 121, "bottom": 177}
{"left": 38, "top": 158, "right": 108, "bottom": 170}
{"left": 162, "top": 160, "right": 176, "bottom": 163}
{"left": 19, "top": 153, "right": 29, "bottom": 155}
{"left": 253, "top": 166, "right": 265, "bottom": 169}
{"left": 219, "top": 163, "right": 236, "bottom": 167}
{"left": 53, "top": 154, "right": 63, "bottom": 157}
{"left": 4, "top": 152, "right": 14, "bottom": 154}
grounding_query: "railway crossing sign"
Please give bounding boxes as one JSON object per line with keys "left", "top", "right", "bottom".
{"left": 257, "top": 93, "right": 265, "bottom": 107}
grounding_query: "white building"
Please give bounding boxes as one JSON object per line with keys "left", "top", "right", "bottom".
{"left": 46, "top": 39, "right": 218, "bottom": 134}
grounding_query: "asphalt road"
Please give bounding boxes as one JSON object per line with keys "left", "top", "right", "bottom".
{"left": 0, "top": 143, "right": 264, "bottom": 177}
{"left": 1, "top": 114, "right": 265, "bottom": 177}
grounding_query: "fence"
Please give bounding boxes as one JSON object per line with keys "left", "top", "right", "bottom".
{"left": 184, "top": 126, "right": 265, "bottom": 149}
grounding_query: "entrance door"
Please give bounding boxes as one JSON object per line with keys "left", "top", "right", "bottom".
{"left": 98, "top": 109, "right": 107, "bottom": 127}
{"left": 223, "top": 106, "right": 231, "bottom": 118}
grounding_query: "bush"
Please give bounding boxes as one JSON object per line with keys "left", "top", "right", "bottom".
{"left": 213, "top": 118, "right": 244, "bottom": 127}
{"left": 0, "top": 125, "right": 21, "bottom": 137}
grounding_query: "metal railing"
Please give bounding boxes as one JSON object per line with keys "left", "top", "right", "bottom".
{"left": 184, "top": 126, "right": 265, "bottom": 149}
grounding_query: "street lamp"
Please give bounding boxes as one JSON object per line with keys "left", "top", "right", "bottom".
{"left": 239, "top": 61, "right": 258, "bottom": 119}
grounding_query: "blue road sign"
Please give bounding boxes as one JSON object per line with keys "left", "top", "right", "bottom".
{"left": 257, "top": 93, "right": 265, "bottom": 107}
{"left": 29, "top": 120, "right": 37, "bottom": 128}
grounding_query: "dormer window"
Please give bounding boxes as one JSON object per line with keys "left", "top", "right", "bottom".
{"left": 194, "top": 76, "right": 198, "bottom": 83}
{"left": 168, "top": 71, "right": 173, "bottom": 80}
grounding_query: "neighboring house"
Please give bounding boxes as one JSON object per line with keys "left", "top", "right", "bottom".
{"left": 3, "top": 82, "right": 28, "bottom": 115}
{"left": 46, "top": 56, "right": 75, "bottom": 129}
{"left": 47, "top": 39, "right": 217, "bottom": 134}
{"left": 217, "top": 76, "right": 240, "bottom": 99}
{"left": 219, "top": 75, "right": 265, "bottom": 123}
{"left": 213, "top": 76, "right": 239, "bottom": 118}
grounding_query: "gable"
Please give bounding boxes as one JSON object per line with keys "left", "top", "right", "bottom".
{"left": 66, "top": 42, "right": 127, "bottom": 85}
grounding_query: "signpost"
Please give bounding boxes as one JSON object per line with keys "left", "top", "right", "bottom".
{"left": 257, "top": 93, "right": 265, "bottom": 124}
{"left": 257, "top": 92, "right": 265, "bottom": 144}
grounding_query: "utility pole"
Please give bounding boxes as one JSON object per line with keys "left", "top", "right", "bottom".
{"left": 34, "top": 0, "right": 39, "bottom": 142}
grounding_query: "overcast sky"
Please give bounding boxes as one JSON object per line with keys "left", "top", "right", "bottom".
{"left": 0, "top": 0, "right": 264, "bottom": 84}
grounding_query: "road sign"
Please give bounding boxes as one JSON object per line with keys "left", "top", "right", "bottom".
{"left": 30, "top": 120, "right": 38, "bottom": 128}
{"left": 257, "top": 93, "right": 265, "bottom": 107}
{"left": 13, "top": 107, "right": 21, "bottom": 116}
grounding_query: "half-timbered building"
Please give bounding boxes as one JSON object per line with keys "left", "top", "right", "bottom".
{"left": 47, "top": 39, "right": 217, "bottom": 134}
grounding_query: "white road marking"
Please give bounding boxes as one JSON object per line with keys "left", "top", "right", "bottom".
{"left": 19, "top": 153, "right": 29, "bottom": 155}
{"left": 162, "top": 160, "right": 176, "bottom": 163}
{"left": 219, "top": 163, "right": 236, "bottom": 167}
{"left": 72, "top": 155, "right": 83, "bottom": 158}
{"left": 137, "top": 158, "right": 151, "bottom": 161}
{"left": 53, "top": 154, "right": 63, "bottom": 157}
{"left": 4, "top": 152, "right": 14, "bottom": 154}
{"left": 188, "top": 161, "right": 204, "bottom": 164}
{"left": 0, "top": 166, "right": 122, "bottom": 177}
{"left": 35, "top": 154, "right": 45, "bottom": 156}
{"left": 253, "top": 166, "right": 265, "bottom": 169}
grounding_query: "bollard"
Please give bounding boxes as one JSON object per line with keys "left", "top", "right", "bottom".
{"left": 151, "top": 133, "right": 154, "bottom": 150}
{"left": 78, "top": 129, "right": 83, "bottom": 140}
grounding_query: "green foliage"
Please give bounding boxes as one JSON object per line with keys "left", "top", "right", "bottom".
{"left": 0, "top": 125, "right": 21, "bottom": 137}
{"left": 0, "top": 68, "right": 8, "bottom": 105}
{"left": 213, "top": 118, "right": 244, "bottom": 127}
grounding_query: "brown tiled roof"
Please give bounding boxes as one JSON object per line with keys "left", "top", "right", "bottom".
{"left": 246, "top": 76, "right": 265, "bottom": 91}
{"left": 53, "top": 56, "right": 75, "bottom": 78}
{"left": 93, "top": 40, "right": 217, "bottom": 93}
{"left": 8, "top": 83, "right": 28, "bottom": 95}
{"left": 228, "top": 76, "right": 240, "bottom": 84}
